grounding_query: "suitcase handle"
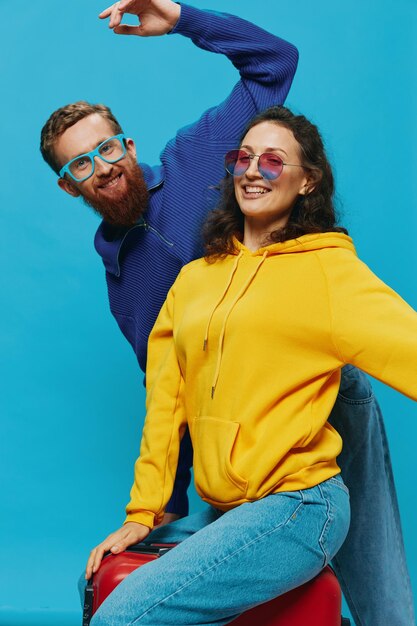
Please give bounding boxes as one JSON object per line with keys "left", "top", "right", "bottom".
{"left": 129, "top": 542, "right": 174, "bottom": 555}
{"left": 82, "top": 581, "right": 94, "bottom": 626}
{"left": 101, "top": 542, "right": 174, "bottom": 558}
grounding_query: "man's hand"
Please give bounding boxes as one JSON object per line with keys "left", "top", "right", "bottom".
{"left": 85, "top": 521, "right": 150, "bottom": 579}
{"left": 99, "top": 0, "right": 181, "bottom": 37}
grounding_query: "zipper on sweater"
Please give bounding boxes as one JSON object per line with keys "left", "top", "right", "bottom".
{"left": 142, "top": 220, "right": 174, "bottom": 248}
{"left": 114, "top": 219, "right": 174, "bottom": 276}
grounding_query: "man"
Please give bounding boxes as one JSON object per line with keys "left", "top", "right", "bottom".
{"left": 40, "top": 1, "right": 415, "bottom": 624}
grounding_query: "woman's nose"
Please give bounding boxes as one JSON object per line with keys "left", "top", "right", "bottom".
{"left": 245, "top": 155, "right": 262, "bottom": 178}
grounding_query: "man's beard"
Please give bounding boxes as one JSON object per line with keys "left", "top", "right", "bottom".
{"left": 81, "top": 161, "right": 149, "bottom": 227}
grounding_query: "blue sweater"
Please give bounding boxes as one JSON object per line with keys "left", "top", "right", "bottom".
{"left": 94, "top": 3, "right": 298, "bottom": 515}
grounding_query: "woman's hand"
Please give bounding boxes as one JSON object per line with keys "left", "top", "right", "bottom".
{"left": 99, "top": 0, "right": 181, "bottom": 37}
{"left": 85, "top": 522, "right": 150, "bottom": 579}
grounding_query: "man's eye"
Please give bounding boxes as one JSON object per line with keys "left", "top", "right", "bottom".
{"left": 100, "top": 143, "right": 114, "bottom": 155}
{"left": 74, "top": 158, "right": 88, "bottom": 170}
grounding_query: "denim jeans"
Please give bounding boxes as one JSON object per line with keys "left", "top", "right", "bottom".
{"left": 90, "top": 477, "right": 350, "bottom": 626}
{"left": 329, "top": 365, "right": 415, "bottom": 626}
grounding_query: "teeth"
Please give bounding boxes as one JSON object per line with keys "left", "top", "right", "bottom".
{"left": 102, "top": 174, "right": 121, "bottom": 188}
{"left": 245, "top": 186, "right": 269, "bottom": 194}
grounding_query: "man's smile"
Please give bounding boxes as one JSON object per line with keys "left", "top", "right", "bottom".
{"left": 97, "top": 172, "right": 123, "bottom": 190}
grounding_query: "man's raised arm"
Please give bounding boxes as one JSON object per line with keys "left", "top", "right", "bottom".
{"left": 170, "top": 4, "right": 298, "bottom": 130}
{"left": 100, "top": 0, "right": 298, "bottom": 126}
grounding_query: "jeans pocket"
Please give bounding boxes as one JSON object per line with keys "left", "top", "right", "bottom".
{"left": 338, "top": 366, "right": 374, "bottom": 405}
{"left": 328, "top": 475, "right": 350, "bottom": 495}
{"left": 269, "top": 490, "right": 305, "bottom": 528}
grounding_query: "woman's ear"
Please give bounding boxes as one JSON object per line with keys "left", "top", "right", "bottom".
{"left": 299, "top": 169, "right": 322, "bottom": 196}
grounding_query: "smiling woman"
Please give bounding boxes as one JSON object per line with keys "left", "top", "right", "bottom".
{"left": 233, "top": 122, "right": 312, "bottom": 249}
{"left": 204, "top": 106, "right": 345, "bottom": 257}
{"left": 85, "top": 106, "right": 417, "bottom": 626}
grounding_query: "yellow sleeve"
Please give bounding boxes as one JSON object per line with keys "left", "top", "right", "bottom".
{"left": 322, "top": 250, "right": 417, "bottom": 401}
{"left": 124, "top": 280, "right": 187, "bottom": 528}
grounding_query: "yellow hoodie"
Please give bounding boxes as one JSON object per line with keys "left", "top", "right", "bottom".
{"left": 125, "top": 233, "right": 417, "bottom": 528}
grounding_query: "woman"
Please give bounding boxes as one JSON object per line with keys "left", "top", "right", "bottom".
{"left": 87, "top": 106, "right": 417, "bottom": 626}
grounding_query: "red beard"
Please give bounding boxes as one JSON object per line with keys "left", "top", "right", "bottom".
{"left": 81, "top": 161, "right": 149, "bottom": 227}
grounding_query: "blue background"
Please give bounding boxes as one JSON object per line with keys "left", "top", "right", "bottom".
{"left": 1, "top": 1, "right": 416, "bottom": 624}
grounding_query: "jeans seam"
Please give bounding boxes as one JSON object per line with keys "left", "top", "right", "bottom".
{"left": 317, "top": 482, "right": 331, "bottom": 568}
{"left": 129, "top": 499, "right": 305, "bottom": 624}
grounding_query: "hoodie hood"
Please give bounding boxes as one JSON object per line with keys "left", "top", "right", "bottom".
{"left": 94, "top": 163, "right": 164, "bottom": 277}
{"left": 234, "top": 232, "right": 355, "bottom": 257}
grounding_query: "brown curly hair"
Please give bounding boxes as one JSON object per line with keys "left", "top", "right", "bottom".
{"left": 203, "top": 106, "right": 347, "bottom": 258}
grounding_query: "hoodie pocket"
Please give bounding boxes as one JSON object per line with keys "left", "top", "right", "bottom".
{"left": 192, "top": 417, "right": 248, "bottom": 504}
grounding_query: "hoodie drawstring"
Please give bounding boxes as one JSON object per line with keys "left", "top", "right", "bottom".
{"left": 203, "top": 251, "right": 244, "bottom": 351}
{"left": 208, "top": 251, "right": 269, "bottom": 398}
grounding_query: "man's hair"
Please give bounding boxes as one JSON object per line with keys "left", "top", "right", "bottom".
{"left": 40, "top": 101, "right": 123, "bottom": 175}
{"left": 203, "top": 105, "right": 347, "bottom": 258}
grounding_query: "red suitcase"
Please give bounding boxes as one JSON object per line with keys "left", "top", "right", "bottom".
{"left": 82, "top": 544, "right": 351, "bottom": 626}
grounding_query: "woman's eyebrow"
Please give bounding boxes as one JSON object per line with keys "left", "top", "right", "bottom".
{"left": 241, "top": 144, "right": 288, "bottom": 157}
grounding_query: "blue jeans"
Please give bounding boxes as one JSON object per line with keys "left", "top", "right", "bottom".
{"left": 329, "top": 365, "right": 415, "bottom": 626}
{"left": 90, "top": 477, "right": 350, "bottom": 626}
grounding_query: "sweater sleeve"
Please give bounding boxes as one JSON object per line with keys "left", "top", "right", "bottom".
{"left": 323, "top": 251, "right": 417, "bottom": 401}
{"left": 169, "top": 4, "right": 298, "bottom": 139}
{"left": 125, "top": 282, "right": 187, "bottom": 528}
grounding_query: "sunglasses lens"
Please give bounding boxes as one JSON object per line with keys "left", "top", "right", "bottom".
{"left": 258, "top": 153, "right": 284, "bottom": 180}
{"left": 225, "top": 151, "right": 285, "bottom": 180}
{"left": 225, "top": 150, "right": 251, "bottom": 176}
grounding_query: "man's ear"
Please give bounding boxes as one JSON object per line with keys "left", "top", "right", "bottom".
{"left": 125, "top": 137, "right": 137, "bottom": 160}
{"left": 57, "top": 177, "right": 81, "bottom": 197}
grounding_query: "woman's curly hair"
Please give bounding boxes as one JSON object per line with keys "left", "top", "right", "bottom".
{"left": 203, "top": 106, "right": 347, "bottom": 259}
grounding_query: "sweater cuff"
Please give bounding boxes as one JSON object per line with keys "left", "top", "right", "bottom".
{"left": 124, "top": 510, "right": 161, "bottom": 529}
{"left": 169, "top": 3, "right": 210, "bottom": 40}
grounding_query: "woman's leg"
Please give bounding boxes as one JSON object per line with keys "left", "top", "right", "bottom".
{"left": 91, "top": 476, "right": 350, "bottom": 626}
